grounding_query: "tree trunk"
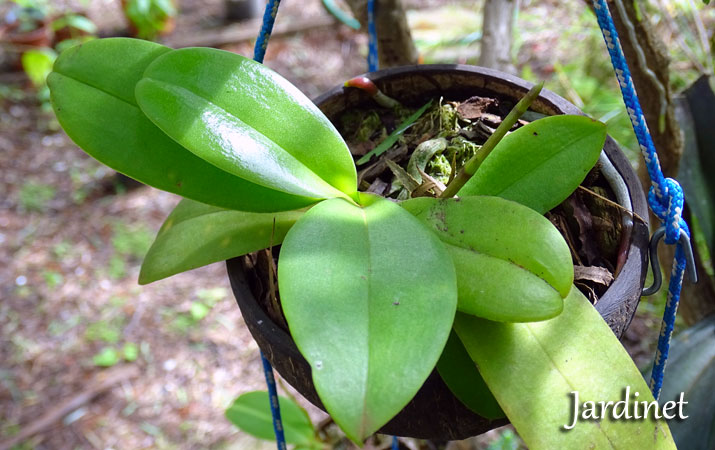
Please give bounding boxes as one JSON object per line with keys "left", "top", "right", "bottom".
{"left": 596, "top": 0, "right": 714, "bottom": 324}
{"left": 478, "top": 0, "right": 519, "bottom": 73}
{"left": 344, "top": 0, "right": 419, "bottom": 68}
{"left": 605, "top": 0, "right": 683, "bottom": 179}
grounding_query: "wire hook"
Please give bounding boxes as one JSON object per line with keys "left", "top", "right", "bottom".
{"left": 642, "top": 226, "right": 698, "bottom": 296}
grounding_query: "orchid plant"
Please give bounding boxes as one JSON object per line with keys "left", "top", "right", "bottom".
{"left": 48, "top": 38, "right": 676, "bottom": 449}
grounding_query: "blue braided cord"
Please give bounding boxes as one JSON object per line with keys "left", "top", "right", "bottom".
{"left": 591, "top": 0, "right": 690, "bottom": 400}
{"left": 253, "top": 0, "right": 282, "bottom": 64}
{"left": 392, "top": 435, "right": 399, "bottom": 449}
{"left": 261, "top": 351, "right": 287, "bottom": 450}
{"left": 650, "top": 246, "right": 687, "bottom": 398}
{"left": 253, "top": 2, "right": 286, "bottom": 447}
{"left": 367, "top": 0, "right": 379, "bottom": 71}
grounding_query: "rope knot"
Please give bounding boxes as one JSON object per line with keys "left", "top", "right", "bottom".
{"left": 647, "top": 177, "right": 686, "bottom": 244}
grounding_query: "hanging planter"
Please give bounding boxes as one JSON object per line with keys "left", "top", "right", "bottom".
{"left": 48, "top": 38, "right": 676, "bottom": 448}
{"left": 226, "top": 64, "right": 650, "bottom": 440}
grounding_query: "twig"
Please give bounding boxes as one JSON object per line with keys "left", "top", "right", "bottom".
{"left": 686, "top": 0, "right": 713, "bottom": 74}
{"left": 613, "top": 0, "right": 668, "bottom": 131}
{"left": 576, "top": 185, "right": 647, "bottom": 225}
{"left": 652, "top": 0, "right": 705, "bottom": 73}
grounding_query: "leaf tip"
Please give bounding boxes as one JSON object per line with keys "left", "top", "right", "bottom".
{"left": 137, "top": 264, "right": 156, "bottom": 285}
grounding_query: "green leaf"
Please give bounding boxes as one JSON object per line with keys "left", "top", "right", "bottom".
{"left": 136, "top": 47, "right": 357, "bottom": 199}
{"left": 51, "top": 14, "right": 98, "bottom": 34}
{"left": 454, "top": 287, "right": 677, "bottom": 450}
{"left": 486, "top": 429, "right": 521, "bottom": 450}
{"left": 436, "top": 330, "right": 504, "bottom": 419}
{"left": 93, "top": 347, "right": 121, "bottom": 367}
{"left": 123, "top": 0, "right": 175, "bottom": 40}
{"left": 22, "top": 48, "right": 56, "bottom": 88}
{"left": 190, "top": 302, "right": 210, "bottom": 321}
{"left": 48, "top": 38, "right": 313, "bottom": 212}
{"left": 278, "top": 194, "right": 457, "bottom": 442}
{"left": 356, "top": 100, "right": 433, "bottom": 165}
{"left": 123, "top": 342, "right": 139, "bottom": 361}
{"left": 402, "top": 196, "right": 572, "bottom": 322}
{"left": 225, "top": 391, "right": 317, "bottom": 446}
{"left": 458, "top": 115, "right": 606, "bottom": 214}
{"left": 139, "top": 198, "right": 304, "bottom": 284}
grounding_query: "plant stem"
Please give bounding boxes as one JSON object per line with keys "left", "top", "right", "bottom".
{"left": 440, "top": 81, "right": 543, "bottom": 198}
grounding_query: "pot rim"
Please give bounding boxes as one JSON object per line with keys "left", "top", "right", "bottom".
{"left": 315, "top": 63, "right": 649, "bottom": 336}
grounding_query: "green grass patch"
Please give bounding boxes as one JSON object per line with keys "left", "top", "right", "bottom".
{"left": 85, "top": 318, "right": 125, "bottom": 343}
{"left": 18, "top": 181, "right": 55, "bottom": 212}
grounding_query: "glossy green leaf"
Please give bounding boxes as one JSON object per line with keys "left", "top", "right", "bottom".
{"left": 48, "top": 38, "right": 313, "bottom": 212}
{"left": 225, "top": 391, "right": 318, "bottom": 446}
{"left": 278, "top": 194, "right": 457, "bottom": 442}
{"left": 139, "top": 198, "right": 303, "bottom": 284}
{"left": 458, "top": 115, "right": 606, "bottom": 214}
{"left": 454, "top": 287, "right": 677, "bottom": 450}
{"left": 436, "top": 330, "right": 504, "bottom": 419}
{"left": 136, "top": 47, "right": 357, "bottom": 199}
{"left": 402, "top": 196, "right": 572, "bottom": 322}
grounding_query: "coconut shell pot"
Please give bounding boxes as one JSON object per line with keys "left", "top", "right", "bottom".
{"left": 226, "top": 65, "right": 649, "bottom": 440}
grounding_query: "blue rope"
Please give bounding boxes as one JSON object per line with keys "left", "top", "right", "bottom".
{"left": 253, "top": 2, "right": 287, "bottom": 448}
{"left": 367, "top": 0, "right": 379, "bottom": 71}
{"left": 261, "top": 352, "right": 287, "bottom": 450}
{"left": 392, "top": 435, "right": 400, "bottom": 449}
{"left": 253, "top": 0, "right": 282, "bottom": 63}
{"left": 591, "top": 0, "right": 690, "bottom": 400}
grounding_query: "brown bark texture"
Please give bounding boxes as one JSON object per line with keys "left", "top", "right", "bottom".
{"left": 478, "top": 0, "right": 520, "bottom": 73}
{"left": 606, "top": 0, "right": 683, "bottom": 179}
{"left": 344, "top": 0, "right": 419, "bottom": 68}
{"left": 604, "top": 0, "right": 713, "bottom": 324}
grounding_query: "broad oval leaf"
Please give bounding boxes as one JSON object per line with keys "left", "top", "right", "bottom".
{"left": 278, "top": 194, "right": 457, "bottom": 442}
{"left": 139, "top": 198, "right": 303, "bottom": 284}
{"left": 454, "top": 287, "right": 677, "bottom": 450}
{"left": 402, "top": 196, "right": 572, "bottom": 322}
{"left": 436, "top": 329, "right": 505, "bottom": 419}
{"left": 136, "top": 47, "right": 357, "bottom": 198}
{"left": 458, "top": 115, "right": 606, "bottom": 214}
{"left": 48, "top": 38, "right": 315, "bottom": 212}
{"left": 225, "top": 391, "right": 317, "bottom": 446}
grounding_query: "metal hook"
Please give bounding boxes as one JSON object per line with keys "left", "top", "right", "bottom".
{"left": 642, "top": 226, "right": 698, "bottom": 296}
